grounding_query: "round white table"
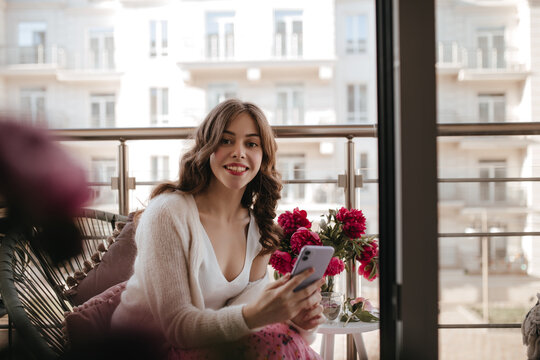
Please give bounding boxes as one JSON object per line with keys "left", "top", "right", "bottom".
{"left": 317, "top": 321, "right": 379, "bottom": 360}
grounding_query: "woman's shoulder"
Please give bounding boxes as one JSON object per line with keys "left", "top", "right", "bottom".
{"left": 143, "top": 191, "right": 195, "bottom": 220}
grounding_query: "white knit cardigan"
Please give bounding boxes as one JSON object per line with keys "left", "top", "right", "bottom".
{"left": 111, "top": 192, "right": 268, "bottom": 349}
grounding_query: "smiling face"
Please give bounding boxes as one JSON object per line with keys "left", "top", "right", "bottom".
{"left": 209, "top": 112, "right": 263, "bottom": 192}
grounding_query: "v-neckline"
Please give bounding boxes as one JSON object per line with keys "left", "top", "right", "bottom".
{"left": 191, "top": 195, "right": 251, "bottom": 283}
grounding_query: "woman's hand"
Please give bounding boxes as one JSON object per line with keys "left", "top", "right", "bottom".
{"left": 290, "top": 303, "right": 325, "bottom": 331}
{"left": 242, "top": 269, "right": 325, "bottom": 330}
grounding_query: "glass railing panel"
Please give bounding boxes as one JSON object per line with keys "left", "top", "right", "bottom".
{"left": 439, "top": 235, "right": 534, "bottom": 326}
{"left": 275, "top": 137, "right": 347, "bottom": 217}
{"left": 58, "top": 140, "right": 119, "bottom": 212}
{"left": 438, "top": 132, "right": 540, "bottom": 356}
{"left": 127, "top": 139, "right": 186, "bottom": 211}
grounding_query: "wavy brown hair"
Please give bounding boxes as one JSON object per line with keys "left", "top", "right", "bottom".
{"left": 151, "top": 99, "right": 283, "bottom": 254}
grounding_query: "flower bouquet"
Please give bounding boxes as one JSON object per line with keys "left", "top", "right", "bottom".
{"left": 269, "top": 207, "right": 379, "bottom": 302}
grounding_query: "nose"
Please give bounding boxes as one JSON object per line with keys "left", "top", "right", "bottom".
{"left": 232, "top": 142, "right": 246, "bottom": 159}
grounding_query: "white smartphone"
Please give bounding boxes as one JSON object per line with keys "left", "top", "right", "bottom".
{"left": 290, "top": 245, "right": 335, "bottom": 292}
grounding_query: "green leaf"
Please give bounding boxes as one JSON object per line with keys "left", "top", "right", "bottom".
{"left": 356, "top": 311, "right": 379, "bottom": 322}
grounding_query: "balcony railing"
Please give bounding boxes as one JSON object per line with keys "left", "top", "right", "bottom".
{"left": 439, "top": 182, "right": 527, "bottom": 207}
{"left": 437, "top": 109, "right": 520, "bottom": 123}
{"left": 437, "top": 41, "right": 526, "bottom": 71}
{"left": 51, "top": 122, "right": 540, "bottom": 333}
{"left": 0, "top": 45, "right": 64, "bottom": 67}
{"left": 0, "top": 46, "right": 117, "bottom": 71}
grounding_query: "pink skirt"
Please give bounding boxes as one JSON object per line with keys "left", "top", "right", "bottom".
{"left": 169, "top": 322, "right": 321, "bottom": 360}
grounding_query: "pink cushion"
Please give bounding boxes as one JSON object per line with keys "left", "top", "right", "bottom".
{"left": 63, "top": 281, "right": 127, "bottom": 348}
{"left": 71, "top": 213, "right": 137, "bottom": 305}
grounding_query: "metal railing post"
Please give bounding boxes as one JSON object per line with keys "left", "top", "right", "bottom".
{"left": 345, "top": 136, "right": 358, "bottom": 360}
{"left": 118, "top": 139, "right": 129, "bottom": 215}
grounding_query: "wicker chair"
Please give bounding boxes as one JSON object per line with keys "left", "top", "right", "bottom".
{"left": 0, "top": 209, "right": 128, "bottom": 359}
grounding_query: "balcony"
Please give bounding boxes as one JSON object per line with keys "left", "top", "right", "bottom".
{"left": 178, "top": 36, "right": 333, "bottom": 83}
{"left": 0, "top": 45, "right": 122, "bottom": 81}
{"left": 0, "top": 45, "right": 63, "bottom": 75}
{"left": 437, "top": 110, "right": 522, "bottom": 124}
{"left": 439, "top": 182, "right": 527, "bottom": 208}
{"left": 436, "top": 41, "right": 528, "bottom": 81}
{"left": 56, "top": 48, "right": 122, "bottom": 82}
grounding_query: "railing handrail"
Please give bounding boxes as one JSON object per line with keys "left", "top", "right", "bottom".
{"left": 49, "top": 122, "right": 540, "bottom": 141}
{"left": 50, "top": 124, "right": 377, "bottom": 141}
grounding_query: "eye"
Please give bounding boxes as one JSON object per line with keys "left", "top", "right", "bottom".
{"left": 221, "top": 138, "right": 232, "bottom": 145}
{"left": 247, "top": 142, "right": 259, "bottom": 148}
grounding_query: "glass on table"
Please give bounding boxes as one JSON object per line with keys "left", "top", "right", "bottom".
{"left": 321, "top": 292, "right": 343, "bottom": 321}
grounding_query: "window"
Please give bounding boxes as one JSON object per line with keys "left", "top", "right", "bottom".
{"left": 476, "top": 27, "right": 505, "bottom": 69}
{"left": 150, "top": 21, "right": 168, "bottom": 57}
{"left": 90, "top": 157, "right": 116, "bottom": 205}
{"left": 347, "top": 84, "right": 367, "bottom": 123}
{"left": 90, "top": 94, "right": 115, "bottom": 128}
{"left": 150, "top": 87, "right": 169, "bottom": 125}
{"left": 207, "top": 83, "right": 236, "bottom": 111}
{"left": 478, "top": 94, "right": 505, "bottom": 122}
{"left": 277, "top": 155, "right": 305, "bottom": 202}
{"left": 274, "top": 10, "right": 303, "bottom": 58}
{"left": 275, "top": 85, "right": 304, "bottom": 125}
{"left": 151, "top": 156, "right": 170, "bottom": 181}
{"left": 479, "top": 160, "right": 506, "bottom": 202}
{"left": 20, "top": 88, "right": 46, "bottom": 124}
{"left": 18, "top": 22, "right": 46, "bottom": 64}
{"left": 346, "top": 15, "right": 367, "bottom": 54}
{"left": 206, "top": 12, "right": 235, "bottom": 59}
{"left": 89, "top": 28, "right": 114, "bottom": 69}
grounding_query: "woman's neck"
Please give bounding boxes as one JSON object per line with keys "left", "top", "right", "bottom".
{"left": 194, "top": 181, "right": 247, "bottom": 221}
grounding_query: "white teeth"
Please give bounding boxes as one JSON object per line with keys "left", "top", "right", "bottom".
{"left": 226, "top": 165, "right": 247, "bottom": 172}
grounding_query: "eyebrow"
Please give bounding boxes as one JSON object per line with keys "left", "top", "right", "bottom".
{"left": 224, "top": 130, "right": 260, "bottom": 137}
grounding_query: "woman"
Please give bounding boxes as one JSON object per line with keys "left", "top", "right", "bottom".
{"left": 111, "top": 99, "right": 324, "bottom": 359}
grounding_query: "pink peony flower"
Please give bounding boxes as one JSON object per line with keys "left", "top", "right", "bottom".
{"left": 324, "top": 256, "right": 345, "bottom": 276}
{"left": 358, "top": 260, "right": 378, "bottom": 281}
{"left": 350, "top": 296, "right": 367, "bottom": 306}
{"left": 335, "top": 207, "right": 366, "bottom": 239}
{"left": 350, "top": 297, "right": 374, "bottom": 312}
{"left": 357, "top": 242, "right": 378, "bottom": 262}
{"left": 278, "top": 208, "right": 312, "bottom": 237}
{"left": 290, "top": 227, "right": 322, "bottom": 254}
{"left": 269, "top": 250, "right": 294, "bottom": 275}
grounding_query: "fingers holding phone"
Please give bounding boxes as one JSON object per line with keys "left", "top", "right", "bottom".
{"left": 243, "top": 246, "right": 334, "bottom": 330}
{"left": 291, "top": 303, "right": 325, "bottom": 330}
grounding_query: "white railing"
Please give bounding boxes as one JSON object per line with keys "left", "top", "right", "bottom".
{"left": 437, "top": 41, "right": 526, "bottom": 71}
{"left": 0, "top": 45, "right": 65, "bottom": 67}
{"left": 0, "top": 46, "right": 117, "bottom": 71}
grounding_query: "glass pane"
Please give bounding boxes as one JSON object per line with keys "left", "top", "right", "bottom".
{"left": 162, "top": 88, "right": 169, "bottom": 115}
{"left": 494, "top": 100, "right": 505, "bottom": 122}
{"left": 149, "top": 21, "right": 157, "bottom": 56}
{"left": 292, "top": 90, "right": 303, "bottom": 124}
{"left": 478, "top": 102, "right": 489, "bottom": 122}
{"left": 161, "top": 21, "right": 168, "bottom": 48}
{"left": 347, "top": 84, "right": 355, "bottom": 114}
{"left": 276, "top": 92, "right": 287, "bottom": 124}
{"left": 106, "top": 100, "right": 115, "bottom": 127}
{"left": 150, "top": 88, "right": 157, "bottom": 121}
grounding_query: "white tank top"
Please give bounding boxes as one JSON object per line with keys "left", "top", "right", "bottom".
{"left": 198, "top": 212, "right": 261, "bottom": 310}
